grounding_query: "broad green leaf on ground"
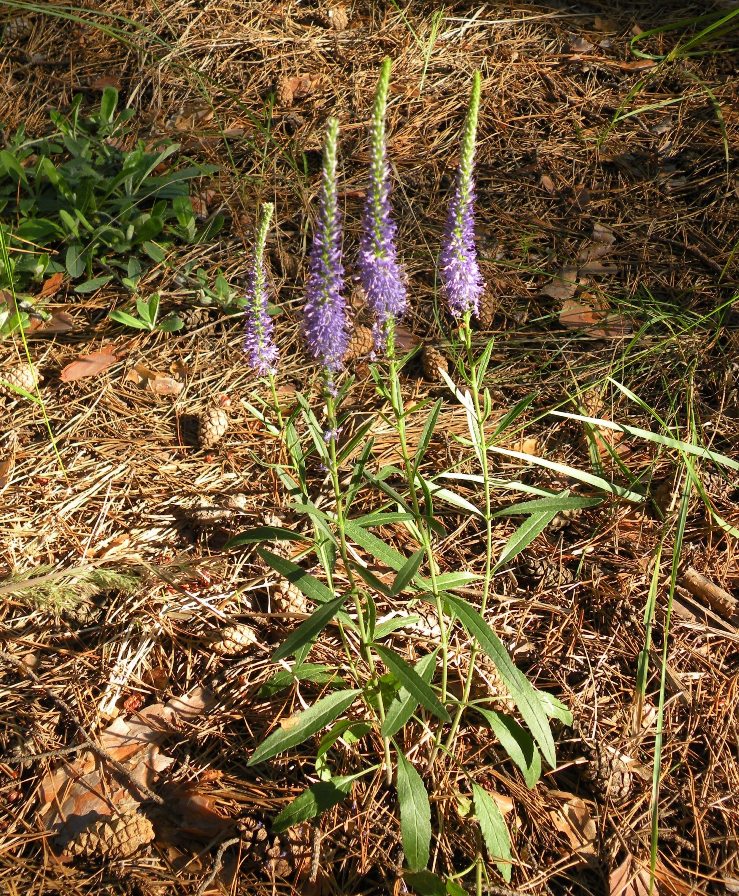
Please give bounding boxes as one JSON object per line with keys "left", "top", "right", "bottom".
{"left": 473, "top": 783, "right": 513, "bottom": 882}
{"left": 247, "top": 689, "right": 360, "bottom": 766}
{"left": 374, "top": 645, "right": 449, "bottom": 724}
{"left": 382, "top": 650, "right": 439, "bottom": 739}
{"left": 475, "top": 708, "right": 542, "bottom": 788}
{"left": 272, "top": 773, "right": 363, "bottom": 833}
{"left": 271, "top": 595, "right": 346, "bottom": 662}
{"left": 397, "top": 751, "right": 431, "bottom": 872}
{"left": 442, "top": 594, "right": 556, "bottom": 768}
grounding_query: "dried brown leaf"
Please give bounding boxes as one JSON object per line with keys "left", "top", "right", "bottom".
{"left": 610, "top": 855, "right": 655, "bottom": 896}
{"left": 541, "top": 267, "right": 579, "bottom": 301}
{"left": 28, "top": 311, "right": 76, "bottom": 334}
{"left": 37, "top": 272, "right": 66, "bottom": 299}
{"left": 59, "top": 347, "right": 119, "bottom": 382}
{"left": 550, "top": 796, "right": 597, "bottom": 861}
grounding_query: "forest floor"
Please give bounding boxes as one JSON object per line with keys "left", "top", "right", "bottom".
{"left": 0, "top": 1, "right": 737, "bottom": 894}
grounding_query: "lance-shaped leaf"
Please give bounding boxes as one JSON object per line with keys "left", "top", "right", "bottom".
{"left": 272, "top": 771, "right": 367, "bottom": 833}
{"left": 374, "top": 645, "right": 449, "bottom": 724}
{"left": 397, "top": 752, "right": 431, "bottom": 871}
{"left": 472, "top": 783, "right": 513, "bottom": 882}
{"left": 247, "top": 689, "right": 361, "bottom": 766}
{"left": 272, "top": 595, "right": 346, "bottom": 661}
{"left": 382, "top": 650, "right": 438, "bottom": 739}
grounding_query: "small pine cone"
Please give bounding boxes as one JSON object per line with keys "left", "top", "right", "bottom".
{"left": 478, "top": 287, "right": 496, "bottom": 328}
{"left": 318, "top": 3, "right": 350, "bottom": 30}
{"left": 701, "top": 469, "right": 735, "bottom": 500}
{"left": 421, "top": 344, "right": 449, "bottom": 382}
{"left": 549, "top": 507, "right": 583, "bottom": 533}
{"left": 66, "top": 811, "right": 155, "bottom": 859}
{"left": 211, "top": 623, "right": 258, "bottom": 656}
{"left": 198, "top": 406, "right": 229, "bottom": 449}
{"left": 471, "top": 654, "right": 516, "bottom": 712}
{"left": 272, "top": 581, "right": 311, "bottom": 616}
{"left": 4, "top": 16, "right": 34, "bottom": 42}
{"left": 239, "top": 816, "right": 268, "bottom": 855}
{"left": 266, "top": 824, "right": 312, "bottom": 878}
{"left": 344, "top": 324, "right": 374, "bottom": 361}
{"left": 0, "top": 362, "right": 39, "bottom": 398}
{"left": 179, "top": 306, "right": 214, "bottom": 332}
{"left": 517, "top": 555, "right": 574, "bottom": 589}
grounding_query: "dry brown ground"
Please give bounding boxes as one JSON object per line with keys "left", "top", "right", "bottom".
{"left": 0, "top": 1, "right": 738, "bottom": 894}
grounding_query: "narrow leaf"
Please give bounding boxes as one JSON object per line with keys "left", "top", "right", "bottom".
{"left": 375, "top": 645, "right": 449, "bottom": 723}
{"left": 272, "top": 775, "right": 357, "bottom": 833}
{"left": 397, "top": 752, "right": 431, "bottom": 872}
{"left": 223, "top": 526, "right": 308, "bottom": 549}
{"left": 247, "top": 689, "right": 360, "bottom": 766}
{"left": 495, "top": 510, "right": 560, "bottom": 570}
{"left": 475, "top": 708, "right": 541, "bottom": 788}
{"left": 391, "top": 549, "right": 425, "bottom": 596}
{"left": 442, "top": 594, "right": 556, "bottom": 768}
{"left": 344, "top": 518, "right": 408, "bottom": 573}
{"left": 382, "top": 650, "right": 438, "bottom": 739}
{"left": 472, "top": 783, "right": 513, "bottom": 882}
{"left": 272, "top": 595, "right": 346, "bottom": 661}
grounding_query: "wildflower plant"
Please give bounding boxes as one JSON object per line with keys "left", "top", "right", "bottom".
{"left": 359, "top": 57, "right": 407, "bottom": 353}
{"left": 230, "top": 66, "right": 570, "bottom": 896}
{"left": 243, "top": 201, "right": 278, "bottom": 377}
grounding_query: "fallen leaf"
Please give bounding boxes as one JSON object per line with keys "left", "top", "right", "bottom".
{"left": 277, "top": 74, "right": 313, "bottom": 107}
{"left": 570, "top": 36, "right": 595, "bottom": 53}
{"left": 89, "top": 75, "right": 122, "bottom": 91}
{"left": 148, "top": 374, "right": 183, "bottom": 396}
{"left": 540, "top": 173, "right": 556, "bottom": 194}
{"left": 560, "top": 297, "right": 604, "bottom": 329}
{"left": 578, "top": 223, "right": 616, "bottom": 264}
{"left": 550, "top": 796, "right": 597, "bottom": 861}
{"left": 37, "top": 272, "right": 66, "bottom": 299}
{"left": 560, "top": 296, "right": 631, "bottom": 338}
{"left": 610, "top": 855, "right": 655, "bottom": 896}
{"left": 594, "top": 15, "right": 617, "bottom": 31}
{"left": 28, "top": 311, "right": 75, "bottom": 334}
{"left": 541, "top": 266, "right": 580, "bottom": 301}
{"left": 60, "top": 347, "right": 118, "bottom": 382}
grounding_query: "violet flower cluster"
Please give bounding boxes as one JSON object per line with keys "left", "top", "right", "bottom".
{"left": 303, "top": 117, "right": 349, "bottom": 378}
{"left": 243, "top": 201, "right": 279, "bottom": 375}
{"left": 438, "top": 70, "right": 483, "bottom": 319}
{"left": 358, "top": 57, "right": 407, "bottom": 353}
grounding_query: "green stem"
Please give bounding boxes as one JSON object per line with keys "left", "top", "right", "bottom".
{"left": 325, "top": 385, "right": 394, "bottom": 784}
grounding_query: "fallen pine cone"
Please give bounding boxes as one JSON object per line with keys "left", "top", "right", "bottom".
{"left": 211, "top": 623, "right": 258, "bottom": 656}
{"left": 198, "top": 406, "right": 229, "bottom": 449}
{"left": 344, "top": 324, "right": 374, "bottom": 361}
{"left": 421, "top": 344, "right": 449, "bottom": 382}
{"left": 0, "top": 362, "right": 39, "bottom": 398}
{"left": 65, "top": 810, "right": 155, "bottom": 860}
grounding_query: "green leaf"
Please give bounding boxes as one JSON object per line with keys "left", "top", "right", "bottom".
{"left": 344, "top": 518, "right": 408, "bottom": 573}
{"left": 75, "top": 274, "right": 113, "bottom": 293}
{"left": 403, "top": 871, "right": 446, "bottom": 896}
{"left": 391, "top": 549, "right": 425, "bottom": 596}
{"left": 472, "top": 783, "right": 513, "bottom": 883}
{"left": 108, "top": 309, "right": 149, "bottom": 329}
{"left": 99, "top": 86, "right": 119, "bottom": 123}
{"left": 475, "top": 708, "right": 541, "bottom": 788}
{"left": 65, "top": 244, "right": 85, "bottom": 278}
{"left": 272, "top": 595, "right": 346, "bottom": 662}
{"left": 492, "top": 495, "right": 601, "bottom": 517}
{"left": 272, "top": 775, "right": 357, "bottom": 834}
{"left": 373, "top": 614, "right": 420, "bottom": 641}
{"left": 382, "top": 649, "right": 438, "bottom": 739}
{"left": 258, "top": 548, "right": 333, "bottom": 605}
{"left": 223, "top": 526, "right": 308, "bottom": 550}
{"left": 142, "top": 240, "right": 166, "bottom": 262}
{"left": 158, "top": 314, "right": 183, "bottom": 332}
{"left": 442, "top": 594, "right": 556, "bottom": 769}
{"left": 375, "top": 645, "right": 449, "bottom": 724}
{"left": 495, "top": 510, "right": 560, "bottom": 570}
{"left": 259, "top": 663, "right": 343, "bottom": 698}
{"left": 397, "top": 752, "right": 431, "bottom": 872}
{"left": 536, "top": 690, "right": 573, "bottom": 725}
{"left": 412, "top": 398, "right": 442, "bottom": 475}
{"left": 247, "top": 689, "right": 361, "bottom": 766}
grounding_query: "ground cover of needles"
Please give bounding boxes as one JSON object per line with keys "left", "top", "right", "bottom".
{"left": 1, "top": 2, "right": 738, "bottom": 895}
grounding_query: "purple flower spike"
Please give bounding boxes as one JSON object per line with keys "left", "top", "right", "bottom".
{"left": 439, "top": 71, "right": 484, "bottom": 319}
{"left": 243, "top": 202, "right": 279, "bottom": 375}
{"left": 304, "top": 117, "right": 349, "bottom": 376}
{"left": 359, "top": 57, "right": 407, "bottom": 353}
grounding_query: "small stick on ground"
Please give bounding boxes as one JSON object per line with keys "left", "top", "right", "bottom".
{"left": 680, "top": 566, "right": 738, "bottom": 620}
{"left": 195, "top": 836, "right": 241, "bottom": 896}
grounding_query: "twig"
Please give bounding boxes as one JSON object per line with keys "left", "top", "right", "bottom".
{"left": 679, "top": 566, "right": 737, "bottom": 620}
{"left": 0, "top": 648, "right": 164, "bottom": 806}
{"left": 194, "top": 836, "right": 241, "bottom": 896}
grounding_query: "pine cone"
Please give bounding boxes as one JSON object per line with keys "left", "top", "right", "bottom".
{"left": 478, "top": 287, "right": 496, "bottom": 328}
{"left": 421, "top": 344, "right": 449, "bottom": 382}
{"left": 344, "top": 324, "right": 374, "bottom": 361}
{"left": 211, "top": 624, "right": 258, "bottom": 656}
{"left": 66, "top": 811, "right": 155, "bottom": 859}
{"left": 179, "top": 306, "right": 214, "bottom": 332}
{"left": 239, "top": 816, "right": 268, "bottom": 856}
{"left": 549, "top": 506, "right": 584, "bottom": 533}
{"left": 272, "top": 581, "right": 312, "bottom": 617}
{"left": 517, "top": 555, "right": 574, "bottom": 589}
{"left": 701, "top": 469, "right": 735, "bottom": 500}
{"left": 4, "top": 16, "right": 34, "bottom": 42}
{"left": 266, "top": 823, "right": 312, "bottom": 877}
{"left": 198, "top": 406, "right": 229, "bottom": 449}
{"left": 0, "top": 362, "right": 39, "bottom": 398}
{"left": 317, "top": 3, "right": 350, "bottom": 30}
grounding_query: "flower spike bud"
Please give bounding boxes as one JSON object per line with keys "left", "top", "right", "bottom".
{"left": 359, "top": 56, "right": 407, "bottom": 354}
{"left": 243, "top": 201, "right": 279, "bottom": 375}
{"left": 439, "top": 70, "right": 484, "bottom": 319}
{"left": 303, "top": 117, "right": 349, "bottom": 378}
